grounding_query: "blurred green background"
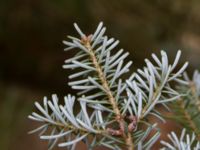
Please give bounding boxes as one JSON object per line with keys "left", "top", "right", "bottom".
{"left": 1, "top": 0, "right": 200, "bottom": 149}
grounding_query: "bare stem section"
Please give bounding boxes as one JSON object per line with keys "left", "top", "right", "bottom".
{"left": 84, "top": 39, "right": 134, "bottom": 150}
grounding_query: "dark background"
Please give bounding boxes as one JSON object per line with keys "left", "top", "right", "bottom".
{"left": 1, "top": 0, "right": 200, "bottom": 149}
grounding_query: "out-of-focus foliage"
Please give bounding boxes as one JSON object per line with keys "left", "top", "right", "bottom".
{"left": 168, "top": 71, "right": 200, "bottom": 141}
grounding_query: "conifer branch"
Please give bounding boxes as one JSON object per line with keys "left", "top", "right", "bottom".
{"left": 178, "top": 98, "right": 200, "bottom": 140}
{"left": 161, "top": 129, "right": 200, "bottom": 150}
{"left": 83, "top": 38, "right": 134, "bottom": 149}
{"left": 28, "top": 22, "right": 193, "bottom": 150}
{"left": 169, "top": 70, "right": 200, "bottom": 141}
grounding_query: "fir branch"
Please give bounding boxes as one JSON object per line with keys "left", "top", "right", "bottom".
{"left": 161, "top": 129, "right": 200, "bottom": 150}
{"left": 126, "top": 50, "right": 188, "bottom": 122}
{"left": 84, "top": 34, "right": 134, "bottom": 149}
{"left": 190, "top": 71, "right": 200, "bottom": 115}
{"left": 29, "top": 94, "right": 109, "bottom": 149}
{"left": 62, "top": 22, "right": 137, "bottom": 149}
{"left": 169, "top": 70, "right": 200, "bottom": 140}
{"left": 178, "top": 99, "right": 200, "bottom": 140}
{"left": 29, "top": 22, "right": 190, "bottom": 150}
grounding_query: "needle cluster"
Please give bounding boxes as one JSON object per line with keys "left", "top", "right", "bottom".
{"left": 28, "top": 22, "right": 200, "bottom": 150}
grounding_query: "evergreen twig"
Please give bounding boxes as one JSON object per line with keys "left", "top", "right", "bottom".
{"left": 28, "top": 22, "right": 200, "bottom": 150}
